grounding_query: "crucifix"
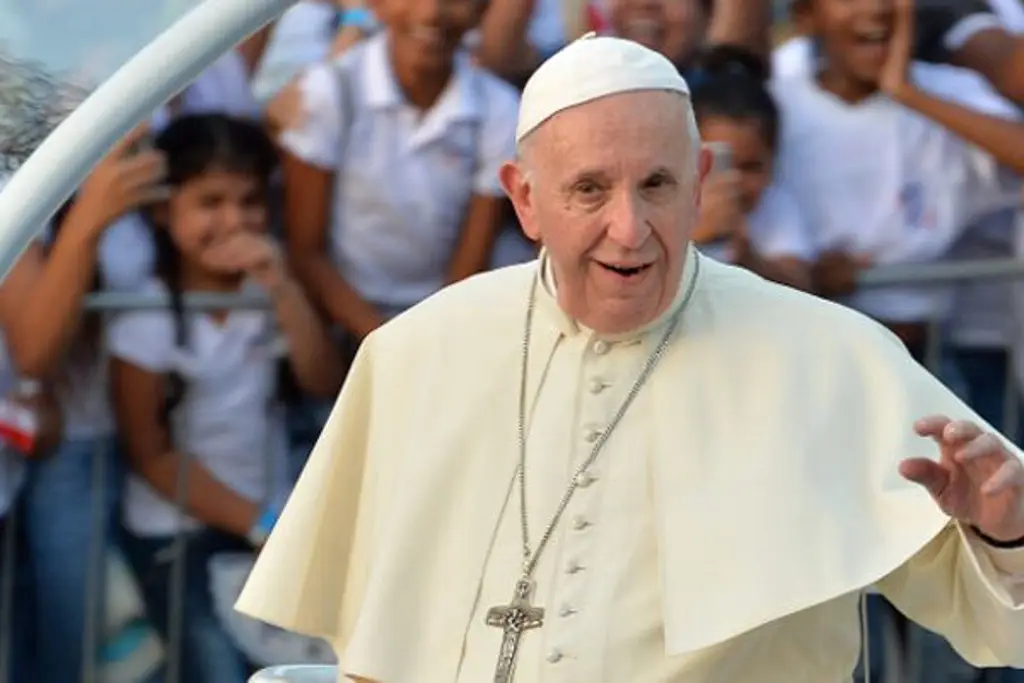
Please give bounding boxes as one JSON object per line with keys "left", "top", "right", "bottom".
{"left": 486, "top": 578, "right": 545, "bottom": 683}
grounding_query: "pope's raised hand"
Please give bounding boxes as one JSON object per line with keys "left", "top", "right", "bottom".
{"left": 901, "top": 415, "right": 1024, "bottom": 543}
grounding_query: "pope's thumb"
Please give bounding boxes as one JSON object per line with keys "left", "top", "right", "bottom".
{"left": 899, "top": 458, "right": 950, "bottom": 499}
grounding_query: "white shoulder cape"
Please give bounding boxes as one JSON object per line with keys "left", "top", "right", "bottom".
{"left": 237, "top": 254, "right": 1002, "bottom": 682}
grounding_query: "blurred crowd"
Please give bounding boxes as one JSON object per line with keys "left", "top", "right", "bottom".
{"left": 2, "top": 0, "right": 1024, "bottom": 682}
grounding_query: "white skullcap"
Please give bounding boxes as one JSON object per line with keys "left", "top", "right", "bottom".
{"left": 516, "top": 33, "right": 691, "bottom": 143}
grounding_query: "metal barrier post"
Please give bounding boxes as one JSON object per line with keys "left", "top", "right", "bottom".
{"left": 82, "top": 433, "right": 109, "bottom": 683}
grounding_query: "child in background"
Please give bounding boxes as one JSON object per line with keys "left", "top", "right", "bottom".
{"left": 280, "top": 0, "right": 519, "bottom": 347}
{"left": 690, "top": 60, "right": 813, "bottom": 291}
{"left": 107, "top": 114, "right": 343, "bottom": 683}
{"left": 772, "top": 0, "right": 1024, "bottom": 362}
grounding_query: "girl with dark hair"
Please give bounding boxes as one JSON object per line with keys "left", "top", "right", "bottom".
{"left": 106, "top": 114, "right": 343, "bottom": 683}
{"left": 690, "top": 68, "right": 814, "bottom": 290}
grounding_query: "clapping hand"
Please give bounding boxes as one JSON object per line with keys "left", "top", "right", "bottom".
{"left": 901, "top": 416, "right": 1024, "bottom": 543}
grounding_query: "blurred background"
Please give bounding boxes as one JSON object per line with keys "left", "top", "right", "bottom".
{"left": 2, "top": 1, "right": 1024, "bottom": 682}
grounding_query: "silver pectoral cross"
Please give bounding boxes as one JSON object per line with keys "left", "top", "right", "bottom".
{"left": 486, "top": 578, "right": 545, "bottom": 683}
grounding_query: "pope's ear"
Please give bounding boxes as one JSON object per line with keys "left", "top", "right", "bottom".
{"left": 499, "top": 161, "right": 540, "bottom": 242}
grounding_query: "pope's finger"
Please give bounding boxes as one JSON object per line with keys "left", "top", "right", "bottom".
{"left": 955, "top": 432, "right": 1005, "bottom": 463}
{"left": 943, "top": 419, "right": 985, "bottom": 445}
{"left": 981, "top": 458, "right": 1024, "bottom": 496}
{"left": 914, "top": 415, "right": 953, "bottom": 440}
{"left": 899, "top": 458, "right": 950, "bottom": 499}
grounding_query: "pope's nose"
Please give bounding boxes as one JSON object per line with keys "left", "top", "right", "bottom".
{"left": 605, "top": 192, "right": 652, "bottom": 249}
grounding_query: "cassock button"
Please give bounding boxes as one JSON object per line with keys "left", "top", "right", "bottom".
{"left": 584, "top": 429, "right": 602, "bottom": 443}
{"left": 565, "top": 559, "right": 584, "bottom": 574}
{"left": 587, "top": 378, "right": 605, "bottom": 394}
{"left": 571, "top": 516, "right": 589, "bottom": 530}
{"left": 546, "top": 649, "right": 563, "bottom": 663}
{"left": 574, "top": 471, "right": 596, "bottom": 488}
{"left": 559, "top": 604, "right": 576, "bottom": 617}
{"left": 592, "top": 340, "right": 610, "bottom": 355}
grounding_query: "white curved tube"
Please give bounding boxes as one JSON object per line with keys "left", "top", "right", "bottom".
{"left": 0, "top": 0, "right": 298, "bottom": 280}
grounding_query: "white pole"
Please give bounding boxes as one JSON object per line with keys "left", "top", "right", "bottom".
{"left": 0, "top": 0, "right": 298, "bottom": 280}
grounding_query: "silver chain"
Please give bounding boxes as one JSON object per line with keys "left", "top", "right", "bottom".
{"left": 515, "top": 254, "right": 701, "bottom": 579}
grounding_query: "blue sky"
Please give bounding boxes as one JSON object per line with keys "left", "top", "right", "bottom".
{"left": 0, "top": 0, "right": 205, "bottom": 87}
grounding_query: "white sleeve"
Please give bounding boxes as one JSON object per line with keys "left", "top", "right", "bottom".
{"left": 770, "top": 37, "right": 814, "bottom": 81}
{"left": 747, "top": 184, "right": 816, "bottom": 262}
{"left": 473, "top": 76, "right": 520, "bottom": 197}
{"left": 106, "top": 308, "right": 176, "bottom": 373}
{"left": 878, "top": 522, "right": 1024, "bottom": 668}
{"left": 944, "top": 13, "right": 1004, "bottom": 51}
{"left": 277, "top": 62, "right": 346, "bottom": 170}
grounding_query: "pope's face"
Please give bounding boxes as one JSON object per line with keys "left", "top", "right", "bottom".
{"left": 500, "top": 91, "right": 710, "bottom": 335}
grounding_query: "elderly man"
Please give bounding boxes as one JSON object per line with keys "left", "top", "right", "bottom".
{"left": 237, "top": 35, "right": 1024, "bottom": 682}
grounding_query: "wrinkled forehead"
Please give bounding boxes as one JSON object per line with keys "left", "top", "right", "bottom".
{"left": 525, "top": 90, "right": 698, "bottom": 176}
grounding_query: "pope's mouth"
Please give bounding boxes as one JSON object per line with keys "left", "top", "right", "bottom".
{"left": 597, "top": 262, "right": 653, "bottom": 277}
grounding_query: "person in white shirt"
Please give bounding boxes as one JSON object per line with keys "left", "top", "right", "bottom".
{"left": 280, "top": 0, "right": 519, "bottom": 346}
{"left": 0, "top": 136, "right": 165, "bottom": 683}
{"left": 107, "top": 114, "right": 343, "bottom": 683}
{"left": 773, "top": 0, "right": 1024, "bottom": 363}
{"left": 689, "top": 58, "right": 812, "bottom": 291}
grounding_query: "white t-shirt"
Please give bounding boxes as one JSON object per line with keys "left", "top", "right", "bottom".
{"left": 700, "top": 182, "right": 814, "bottom": 265}
{"left": 771, "top": 65, "right": 1018, "bottom": 323}
{"left": 252, "top": 0, "right": 337, "bottom": 102}
{"left": 771, "top": 36, "right": 814, "bottom": 81}
{"left": 106, "top": 279, "right": 291, "bottom": 537}
{"left": 280, "top": 33, "right": 519, "bottom": 310}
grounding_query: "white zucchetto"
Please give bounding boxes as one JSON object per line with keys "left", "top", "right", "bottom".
{"left": 515, "top": 33, "right": 692, "bottom": 143}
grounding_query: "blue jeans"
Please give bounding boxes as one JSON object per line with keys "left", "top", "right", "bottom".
{"left": 122, "top": 528, "right": 254, "bottom": 683}
{"left": 0, "top": 499, "right": 35, "bottom": 683}
{"left": 24, "top": 435, "right": 122, "bottom": 683}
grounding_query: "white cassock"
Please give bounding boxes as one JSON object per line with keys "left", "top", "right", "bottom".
{"left": 237, "top": 246, "right": 1024, "bottom": 682}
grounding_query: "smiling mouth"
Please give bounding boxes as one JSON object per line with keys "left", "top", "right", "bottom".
{"left": 598, "top": 262, "right": 653, "bottom": 277}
